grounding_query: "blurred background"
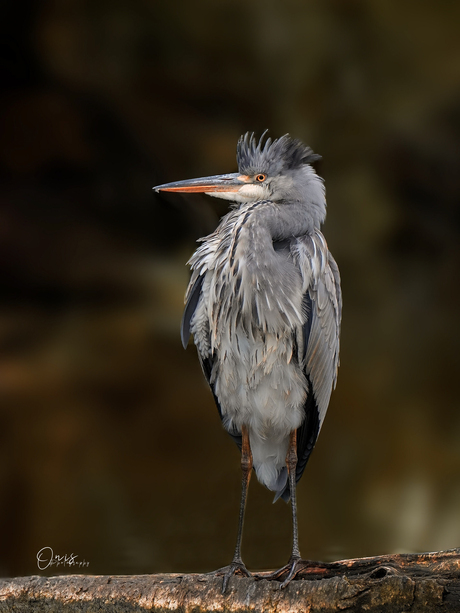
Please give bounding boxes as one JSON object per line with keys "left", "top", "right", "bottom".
{"left": 1, "top": 0, "right": 459, "bottom": 577}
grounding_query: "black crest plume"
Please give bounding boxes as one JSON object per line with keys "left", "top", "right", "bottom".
{"left": 236, "top": 132, "right": 322, "bottom": 176}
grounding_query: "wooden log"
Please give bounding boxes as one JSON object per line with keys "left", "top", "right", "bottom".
{"left": 1, "top": 549, "right": 460, "bottom": 612}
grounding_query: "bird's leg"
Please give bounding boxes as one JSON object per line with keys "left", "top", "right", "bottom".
{"left": 220, "top": 424, "right": 253, "bottom": 593}
{"left": 261, "top": 430, "right": 305, "bottom": 587}
{"left": 279, "top": 429, "right": 303, "bottom": 587}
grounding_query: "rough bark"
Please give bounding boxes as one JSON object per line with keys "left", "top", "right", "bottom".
{"left": 1, "top": 549, "right": 460, "bottom": 612}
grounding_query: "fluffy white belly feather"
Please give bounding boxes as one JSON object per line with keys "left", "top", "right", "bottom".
{"left": 213, "top": 329, "right": 307, "bottom": 490}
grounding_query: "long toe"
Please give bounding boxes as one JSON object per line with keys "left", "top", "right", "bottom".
{"left": 280, "top": 557, "right": 303, "bottom": 588}
{"left": 261, "top": 557, "right": 307, "bottom": 587}
{"left": 215, "top": 561, "right": 251, "bottom": 594}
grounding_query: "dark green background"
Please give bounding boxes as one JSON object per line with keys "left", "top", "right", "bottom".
{"left": 1, "top": 0, "right": 459, "bottom": 577}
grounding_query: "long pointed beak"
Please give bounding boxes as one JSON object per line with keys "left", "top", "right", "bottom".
{"left": 153, "top": 173, "right": 247, "bottom": 194}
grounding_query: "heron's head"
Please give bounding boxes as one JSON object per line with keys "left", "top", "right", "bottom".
{"left": 153, "top": 132, "right": 325, "bottom": 220}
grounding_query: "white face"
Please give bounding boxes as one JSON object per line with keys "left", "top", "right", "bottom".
{"left": 205, "top": 182, "right": 267, "bottom": 203}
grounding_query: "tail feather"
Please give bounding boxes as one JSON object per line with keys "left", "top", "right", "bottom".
{"left": 272, "top": 467, "right": 289, "bottom": 503}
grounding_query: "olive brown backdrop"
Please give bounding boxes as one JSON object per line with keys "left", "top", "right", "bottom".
{"left": 0, "top": 0, "right": 459, "bottom": 577}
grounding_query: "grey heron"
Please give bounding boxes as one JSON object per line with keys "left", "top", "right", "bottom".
{"left": 153, "top": 132, "right": 342, "bottom": 591}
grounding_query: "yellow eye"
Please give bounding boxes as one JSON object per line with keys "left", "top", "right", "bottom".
{"left": 255, "top": 174, "right": 266, "bottom": 182}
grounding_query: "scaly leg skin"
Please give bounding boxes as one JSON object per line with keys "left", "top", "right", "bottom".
{"left": 218, "top": 425, "right": 253, "bottom": 594}
{"left": 264, "top": 430, "right": 304, "bottom": 588}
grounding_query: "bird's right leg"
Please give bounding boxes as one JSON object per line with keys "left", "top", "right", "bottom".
{"left": 214, "top": 424, "right": 252, "bottom": 593}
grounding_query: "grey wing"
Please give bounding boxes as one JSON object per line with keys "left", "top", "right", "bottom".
{"left": 303, "top": 234, "right": 342, "bottom": 428}
{"left": 276, "top": 233, "right": 341, "bottom": 501}
{"left": 181, "top": 274, "right": 204, "bottom": 349}
{"left": 181, "top": 272, "right": 243, "bottom": 450}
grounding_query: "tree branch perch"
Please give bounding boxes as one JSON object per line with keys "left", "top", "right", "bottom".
{"left": 1, "top": 548, "right": 460, "bottom": 612}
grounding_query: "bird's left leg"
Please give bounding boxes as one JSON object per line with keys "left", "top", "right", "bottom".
{"left": 212, "top": 425, "right": 253, "bottom": 593}
{"left": 279, "top": 429, "right": 304, "bottom": 587}
{"left": 262, "top": 430, "right": 304, "bottom": 587}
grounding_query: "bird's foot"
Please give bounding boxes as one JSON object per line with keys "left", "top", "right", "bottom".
{"left": 210, "top": 560, "right": 252, "bottom": 594}
{"left": 260, "top": 556, "right": 309, "bottom": 588}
